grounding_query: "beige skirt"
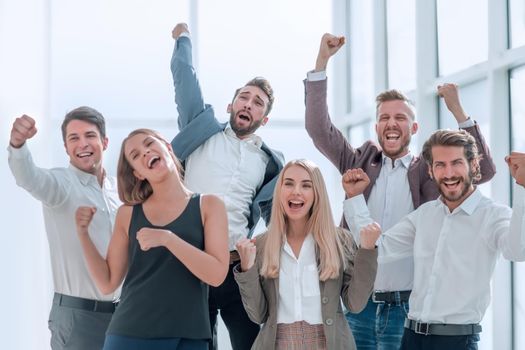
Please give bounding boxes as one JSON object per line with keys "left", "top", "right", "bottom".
{"left": 275, "top": 321, "right": 326, "bottom": 350}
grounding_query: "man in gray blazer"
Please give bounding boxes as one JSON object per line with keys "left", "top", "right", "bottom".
{"left": 304, "top": 33, "right": 496, "bottom": 350}
{"left": 170, "top": 23, "right": 284, "bottom": 350}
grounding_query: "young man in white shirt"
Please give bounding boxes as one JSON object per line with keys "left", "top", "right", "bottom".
{"left": 8, "top": 108, "right": 120, "bottom": 350}
{"left": 342, "top": 130, "right": 525, "bottom": 350}
{"left": 170, "top": 23, "right": 284, "bottom": 350}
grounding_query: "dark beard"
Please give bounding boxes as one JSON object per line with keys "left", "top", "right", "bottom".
{"left": 229, "top": 111, "right": 264, "bottom": 138}
{"left": 437, "top": 175, "right": 473, "bottom": 203}
{"left": 378, "top": 136, "right": 411, "bottom": 159}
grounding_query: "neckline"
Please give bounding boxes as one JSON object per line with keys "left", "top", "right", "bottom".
{"left": 139, "top": 194, "right": 196, "bottom": 228}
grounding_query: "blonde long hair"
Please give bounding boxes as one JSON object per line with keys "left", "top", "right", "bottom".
{"left": 260, "top": 159, "right": 345, "bottom": 281}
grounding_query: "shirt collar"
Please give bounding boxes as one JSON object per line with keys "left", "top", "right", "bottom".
{"left": 224, "top": 124, "right": 263, "bottom": 148}
{"left": 69, "top": 164, "right": 104, "bottom": 186}
{"left": 436, "top": 186, "right": 482, "bottom": 215}
{"left": 381, "top": 152, "right": 413, "bottom": 169}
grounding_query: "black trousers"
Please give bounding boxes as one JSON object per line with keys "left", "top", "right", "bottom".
{"left": 400, "top": 328, "right": 480, "bottom": 350}
{"left": 208, "top": 263, "right": 259, "bottom": 350}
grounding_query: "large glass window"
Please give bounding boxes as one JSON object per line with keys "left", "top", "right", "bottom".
{"left": 510, "top": 65, "right": 525, "bottom": 350}
{"left": 509, "top": 0, "right": 525, "bottom": 48}
{"left": 436, "top": 0, "right": 488, "bottom": 75}
{"left": 350, "top": 0, "right": 375, "bottom": 110}
{"left": 386, "top": 0, "right": 416, "bottom": 91}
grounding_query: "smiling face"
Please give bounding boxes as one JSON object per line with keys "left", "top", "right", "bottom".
{"left": 64, "top": 119, "right": 108, "bottom": 175}
{"left": 376, "top": 100, "right": 418, "bottom": 159}
{"left": 429, "top": 145, "right": 476, "bottom": 211}
{"left": 124, "top": 133, "right": 176, "bottom": 182}
{"left": 279, "top": 165, "right": 315, "bottom": 224}
{"left": 227, "top": 85, "right": 269, "bottom": 139}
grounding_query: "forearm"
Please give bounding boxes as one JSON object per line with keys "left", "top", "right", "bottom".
{"left": 304, "top": 79, "right": 354, "bottom": 172}
{"left": 171, "top": 37, "right": 206, "bottom": 129}
{"left": 234, "top": 264, "right": 268, "bottom": 324}
{"left": 78, "top": 232, "right": 118, "bottom": 295}
{"left": 342, "top": 248, "right": 377, "bottom": 312}
{"left": 164, "top": 234, "right": 228, "bottom": 286}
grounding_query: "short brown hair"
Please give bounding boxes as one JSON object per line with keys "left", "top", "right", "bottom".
{"left": 117, "top": 128, "right": 183, "bottom": 205}
{"left": 61, "top": 106, "right": 106, "bottom": 142}
{"left": 232, "top": 77, "right": 275, "bottom": 116}
{"left": 375, "top": 89, "right": 416, "bottom": 120}
{"left": 422, "top": 129, "right": 481, "bottom": 181}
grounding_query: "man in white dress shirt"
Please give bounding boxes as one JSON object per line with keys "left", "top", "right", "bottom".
{"left": 8, "top": 108, "right": 120, "bottom": 350}
{"left": 342, "top": 129, "right": 525, "bottom": 350}
{"left": 170, "top": 23, "right": 284, "bottom": 350}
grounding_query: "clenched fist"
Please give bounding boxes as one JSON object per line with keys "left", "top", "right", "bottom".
{"left": 342, "top": 168, "right": 370, "bottom": 198}
{"left": 10, "top": 115, "right": 38, "bottom": 148}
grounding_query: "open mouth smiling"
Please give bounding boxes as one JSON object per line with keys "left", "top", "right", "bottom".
{"left": 147, "top": 156, "right": 160, "bottom": 169}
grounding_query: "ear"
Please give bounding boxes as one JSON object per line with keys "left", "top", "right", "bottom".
{"left": 261, "top": 116, "right": 269, "bottom": 126}
{"left": 133, "top": 169, "right": 145, "bottom": 181}
{"left": 227, "top": 103, "right": 232, "bottom": 113}
{"left": 102, "top": 137, "right": 109, "bottom": 151}
{"left": 63, "top": 143, "right": 69, "bottom": 156}
{"left": 428, "top": 164, "right": 434, "bottom": 180}
{"left": 411, "top": 121, "right": 419, "bottom": 135}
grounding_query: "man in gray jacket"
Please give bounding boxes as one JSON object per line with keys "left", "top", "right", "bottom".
{"left": 304, "top": 33, "right": 495, "bottom": 350}
{"left": 170, "top": 23, "right": 284, "bottom": 350}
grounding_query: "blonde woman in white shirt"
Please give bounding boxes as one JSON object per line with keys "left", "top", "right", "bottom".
{"left": 234, "top": 159, "right": 379, "bottom": 350}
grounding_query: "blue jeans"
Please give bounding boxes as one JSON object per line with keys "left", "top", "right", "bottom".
{"left": 346, "top": 297, "right": 409, "bottom": 350}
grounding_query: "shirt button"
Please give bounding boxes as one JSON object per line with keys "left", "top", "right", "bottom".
{"left": 322, "top": 296, "right": 329, "bottom": 304}
{"left": 325, "top": 318, "right": 333, "bottom": 326}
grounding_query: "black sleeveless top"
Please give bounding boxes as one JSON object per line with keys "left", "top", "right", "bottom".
{"left": 107, "top": 194, "right": 210, "bottom": 339}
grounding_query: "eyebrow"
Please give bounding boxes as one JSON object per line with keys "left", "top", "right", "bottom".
{"left": 239, "top": 91, "right": 265, "bottom": 103}
{"left": 284, "top": 178, "right": 312, "bottom": 183}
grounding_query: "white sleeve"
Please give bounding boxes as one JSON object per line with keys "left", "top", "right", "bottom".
{"left": 8, "top": 143, "right": 69, "bottom": 207}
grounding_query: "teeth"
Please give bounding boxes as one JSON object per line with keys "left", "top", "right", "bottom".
{"left": 148, "top": 156, "right": 160, "bottom": 169}
{"left": 77, "top": 152, "right": 92, "bottom": 157}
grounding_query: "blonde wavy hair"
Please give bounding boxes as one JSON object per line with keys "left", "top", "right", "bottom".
{"left": 260, "top": 159, "right": 345, "bottom": 281}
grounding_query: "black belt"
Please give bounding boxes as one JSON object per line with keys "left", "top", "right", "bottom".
{"left": 372, "top": 290, "right": 411, "bottom": 304}
{"left": 53, "top": 293, "right": 117, "bottom": 313}
{"left": 404, "top": 319, "right": 482, "bottom": 336}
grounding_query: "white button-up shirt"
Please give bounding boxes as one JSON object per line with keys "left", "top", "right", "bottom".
{"left": 344, "top": 185, "right": 525, "bottom": 324}
{"left": 8, "top": 144, "right": 121, "bottom": 301}
{"left": 367, "top": 153, "right": 414, "bottom": 291}
{"left": 277, "top": 234, "right": 323, "bottom": 325}
{"left": 184, "top": 125, "right": 269, "bottom": 250}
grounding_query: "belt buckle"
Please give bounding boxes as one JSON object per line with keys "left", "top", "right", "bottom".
{"left": 372, "top": 292, "right": 385, "bottom": 304}
{"left": 415, "top": 322, "right": 430, "bottom": 336}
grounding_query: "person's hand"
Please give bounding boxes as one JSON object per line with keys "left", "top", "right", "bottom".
{"left": 505, "top": 152, "right": 525, "bottom": 187}
{"left": 360, "top": 222, "right": 381, "bottom": 250}
{"left": 235, "top": 237, "right": 256, "bottom": 272}
{"left": 172, "top": 23, "right": 189, "bottom": 40}
{"left": 76, "top": 207, "right": 97, "bottom": 234}
{"left": 10, "top": 115, "right": 37, "bottom": 148}
{"left": 137, "top": 228, "right": 172, "bottom": 251}
{"left": 342, "top": 168, "right": 370, "bottom": 198}
{"left": 315, "top": 33, "right": 345, "bottom": 72}
{"left": 437, "top": 83, "right": 468, "bottom": 123}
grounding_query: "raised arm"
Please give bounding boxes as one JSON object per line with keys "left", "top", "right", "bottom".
{"left": 170, "top": 23, "right": 207, "bottom": 130}
{"left": 136, "top": 194, "right": 229, "bottom": 287}
{"left": 305, "top": 34, "right": 362, "bottom": 173}
{"left": 8, "top": 115, "right": 69, "bottom": 206}
{"left": 340, "top": 229, "right": 378, "bottom": 313}
{"left": 234, "top": 237, "right": 269, "bottom": 324}
{"left": 76, "top": 205, "right": 130, "bottom": 295}
{"left": 438, "top": 83, "right": 496, "bottom": 182}
{"left": 493, "top": 152, "right": 525, "bottom": 260}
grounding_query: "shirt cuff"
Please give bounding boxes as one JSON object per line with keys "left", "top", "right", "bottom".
{"left": 343, "top": 194, "right": 369, "bottom": 217}
{"left": 178, "top": 31, "right": 191, "bottom": 39}
{"left": 7, "top": 142, "right": 29, "bottom": 159}
{"left": 307, "top": 70, "right": 327, "bottom": 82}
{"left": 458, "top": 118, "right": 475, "bottom": 128}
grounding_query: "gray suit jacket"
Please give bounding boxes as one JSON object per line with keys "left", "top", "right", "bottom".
{"left": 170, "top": 36, "right": 284, "bottom": 235}
{"left": 234, "top": 231, "right": 377, "bottom": 350}
{"left": 304, "top": 79, "right": 496, "bottom": 208}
